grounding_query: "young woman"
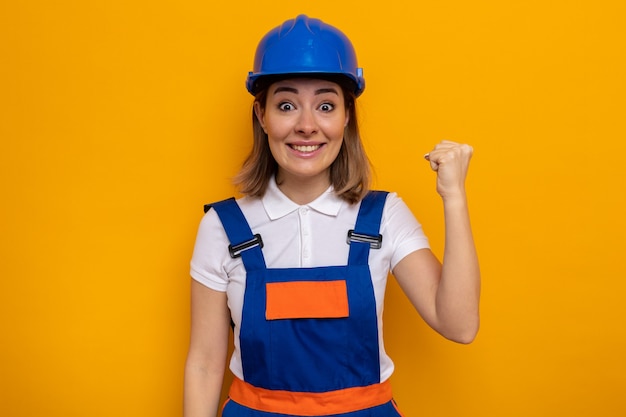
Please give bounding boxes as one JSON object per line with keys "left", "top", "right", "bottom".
{"left": 184, "top": 14, "right": 480, "bottom": 417}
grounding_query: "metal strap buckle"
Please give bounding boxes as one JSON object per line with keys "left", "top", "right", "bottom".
{"left": 347, "top": 230, "right": 383, "bottom": 249}
{"left": 228, "top": 234, "right": 264, "bottom": 258}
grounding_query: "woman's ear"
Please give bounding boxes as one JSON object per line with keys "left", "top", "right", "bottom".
{"left": 253, "top": 101, "right": 267, "bottom": 133}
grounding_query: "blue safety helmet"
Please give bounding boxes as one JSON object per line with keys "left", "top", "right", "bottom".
{"left": 246, "top": 15, "right": 365, "bottom": 97}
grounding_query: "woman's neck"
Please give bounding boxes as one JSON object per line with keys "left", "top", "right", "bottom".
{"left": 275, "top": 173, "right": 331, "bottom": 205}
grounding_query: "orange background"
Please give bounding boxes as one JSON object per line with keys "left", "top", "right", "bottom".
{"left": 1, "top": 1, "right": 625, "bottom": 416}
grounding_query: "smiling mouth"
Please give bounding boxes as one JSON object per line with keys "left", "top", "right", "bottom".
{"left": 290, "top": 144, "right": 323, "bottom": 152}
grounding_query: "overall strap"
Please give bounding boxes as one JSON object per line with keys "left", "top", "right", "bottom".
{"left": 348, "top": 191, "right": 389, "bottom": 266}
{"left": 205, "top": 198, "right": 267, "bottom": 271}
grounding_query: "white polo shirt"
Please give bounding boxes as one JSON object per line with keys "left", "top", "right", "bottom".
{"left": 190, "top": 178, "right": 430, "bottom": 383}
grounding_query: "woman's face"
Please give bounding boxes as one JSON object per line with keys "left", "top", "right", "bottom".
{"left": 255, "top": 78, "right": 349, "bottom": 188}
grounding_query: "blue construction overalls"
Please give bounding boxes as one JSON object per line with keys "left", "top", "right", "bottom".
{"left": 207, "top": 191, "right": 403, "bottom": 417}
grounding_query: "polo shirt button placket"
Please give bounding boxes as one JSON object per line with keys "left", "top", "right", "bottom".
{"left": 300, "top": 207, "right": 311, "bottom": 266}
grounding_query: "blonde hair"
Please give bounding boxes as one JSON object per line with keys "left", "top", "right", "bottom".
{"left": 234, "top": 78, "right": 371, "bottom": 204}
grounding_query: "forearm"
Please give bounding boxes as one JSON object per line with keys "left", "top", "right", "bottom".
{"left": 435, "top": 194, "right": 481, "bottom": 343}
{"left": 184, "top": 282, "right": 231, "bottom": 417}
{"left": 183, "top": 359, "right": 226, "bottom": 417}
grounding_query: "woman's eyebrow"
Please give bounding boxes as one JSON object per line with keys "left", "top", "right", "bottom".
{"left": 315, "top": 88, "right": 339, "bottom": 96}
{"left": 273, "top": 86, "right": 299, "bottom": 94}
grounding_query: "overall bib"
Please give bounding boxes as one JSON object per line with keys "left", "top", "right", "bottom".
{"left": 208, "top": 191, "right": 403, "bottom": 417}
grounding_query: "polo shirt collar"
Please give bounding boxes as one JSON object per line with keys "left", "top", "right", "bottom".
{"left": 262, "top": 177, "right": 344, "bottom": 220}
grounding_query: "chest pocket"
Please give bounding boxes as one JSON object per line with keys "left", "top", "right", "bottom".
{"left": 265, "top": 280, "right": 349, "bottom": 320}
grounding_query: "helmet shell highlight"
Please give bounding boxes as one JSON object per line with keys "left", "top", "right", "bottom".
{"left": 246, "top": 15, "right": 365, "bottom": 97}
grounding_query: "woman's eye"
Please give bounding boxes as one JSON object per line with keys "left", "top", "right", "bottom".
{"left": 278, "top": 102, "right": 294, "bottom": 111}
{"left": 319, "top": 103, "right": 334, "bottom": 112}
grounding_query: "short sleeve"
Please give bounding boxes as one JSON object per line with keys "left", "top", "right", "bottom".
{"left": 382, "top": 193, "right": 431, "bottom": 269}
{"left": 189, "top": 208, "right": 231, "bottom": 292}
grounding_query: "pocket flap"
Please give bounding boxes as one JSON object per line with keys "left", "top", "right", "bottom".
{"left": 266, "top": 280, "right": 349, "bottom": 320}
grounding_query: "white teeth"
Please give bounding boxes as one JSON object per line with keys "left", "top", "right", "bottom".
{"left": 291, "top": 144, "right": 321, "bottom": 152}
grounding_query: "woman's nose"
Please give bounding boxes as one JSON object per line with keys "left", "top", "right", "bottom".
{"left": 295, "top": 108, "right": 318, "bottom": 136}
